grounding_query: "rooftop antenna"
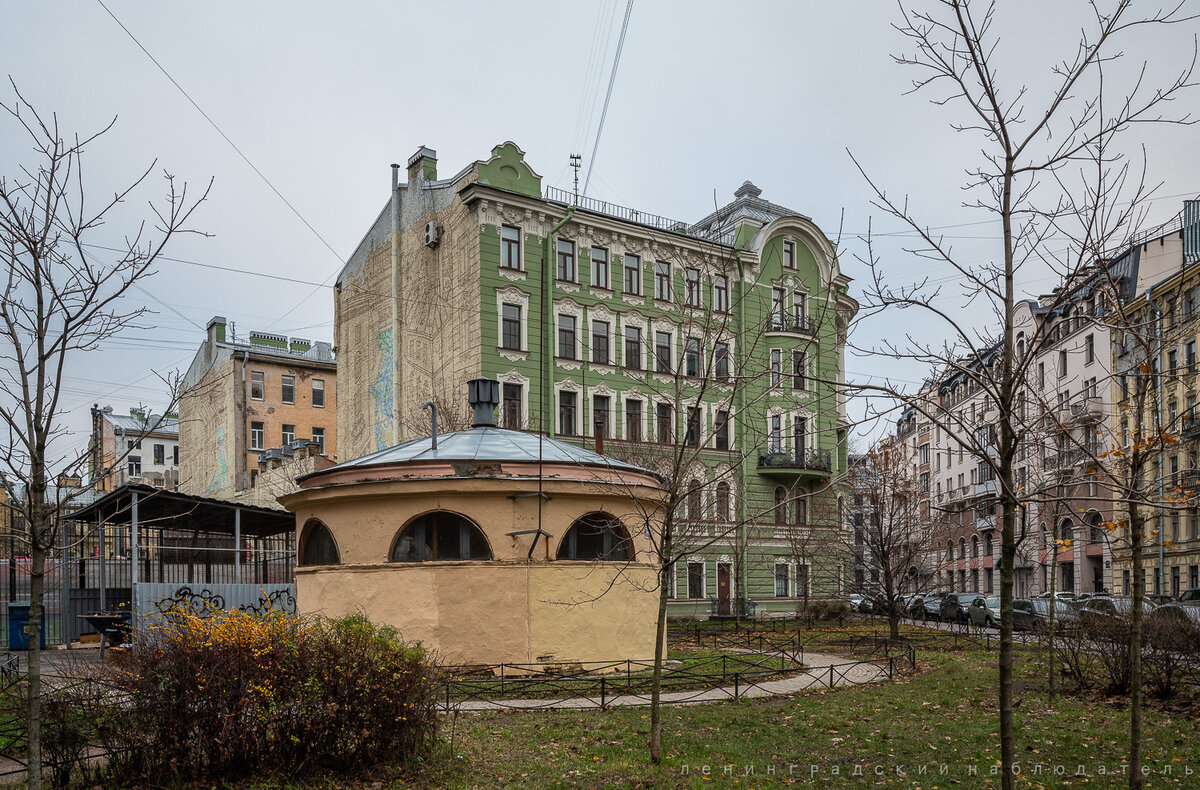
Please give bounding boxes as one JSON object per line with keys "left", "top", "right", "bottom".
{"left": 570, "top": 153, "right": 582, "bottom": 204}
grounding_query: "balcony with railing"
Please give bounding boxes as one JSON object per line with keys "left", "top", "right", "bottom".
{"left": 757, "top": 448, "right": 832, "bottom": 477}
{"left": 766, "top": 313, "right": 817, "bottom": 336}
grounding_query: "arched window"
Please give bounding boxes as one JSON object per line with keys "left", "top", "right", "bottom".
{"left": 959, "top": 538, "right": 967, "bottom": 561}
{"left": 1086, "top": 510, "right": 1104, "bottom": 543}
{"left": 299, "top": 519, "right": 340, "bottom": 566}
{"left": 984, "top": 532, "right": 993, "bottom": 557}
{"left": 774, "top": 486, "right": 788, "bottom": 525}
{"left": 557, "top": 512, "right": 631, "bottom": 561}
{"left": 391, "top": 511, "right": 491, "bottom": 562}
{"left": 1016, "top": 333, "right": 1026, "bottom": 360}
{"left": 687, "top": 480, "right": 703, "bottom": 522}
{"left": 947, "top": 541, "right": 954, "bottom": 562}
{"left": 715, "top": 482, "right": 731, "bottom": 523}
{"left": 972, "top": 535, "right": 979, "bottom": 558}
{"left": 794, "top": 494, "right": 807, "bottom": 526}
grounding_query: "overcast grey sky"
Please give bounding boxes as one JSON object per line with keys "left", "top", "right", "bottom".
{"left": 3, "top": 0, "right": 1198, "bottom": 464}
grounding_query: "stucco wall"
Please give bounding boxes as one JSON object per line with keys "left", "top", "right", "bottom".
{"left": 178, "top": 359, "right": 239, "bottom": 498}
{"left": 283, "top": 473, "right": 665, "bottom": 664}
{"left": 296, "top": 561, "right": 658, "bottom": 665}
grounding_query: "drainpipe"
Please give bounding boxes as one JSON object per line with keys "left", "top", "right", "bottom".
{"left": 542, "top": 207, "right": 576, "bottom": 429}
{"left": 238, "top": 350, "right": 248, "bottom": 491}
{"left": 391, "top": 164, "right": 403, "bottom": 445}
{"left": 733, "top": 249, "right": 749, "bottom": 611}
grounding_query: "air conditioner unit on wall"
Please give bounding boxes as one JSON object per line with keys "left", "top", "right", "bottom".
{"left": 424, "top": 221, "right": 440, "bottom": 247}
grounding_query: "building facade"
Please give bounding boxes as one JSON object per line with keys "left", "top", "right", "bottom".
{"left": 179, "top": 316, "right": 337, "bottom": 505}
{"left": 1113, "top": 200, "right": 1200, "bottom": 597}
{"left": 334, "top": 143, "right": 857, "bottom": 615}
{"left": 88, "top": 405, "right": 180, "bottom": 492}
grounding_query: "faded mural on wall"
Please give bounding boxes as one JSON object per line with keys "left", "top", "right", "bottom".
{"left": 368, "top": 329, "right": 395, "bottom": 451}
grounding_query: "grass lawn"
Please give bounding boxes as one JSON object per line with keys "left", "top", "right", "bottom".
{"left": 403, "top": 645, "right": 1200, "bottom": 788}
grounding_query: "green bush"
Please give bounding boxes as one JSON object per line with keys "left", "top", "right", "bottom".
{"left": 105, "top": 609, "right": 439, "bottom": 785}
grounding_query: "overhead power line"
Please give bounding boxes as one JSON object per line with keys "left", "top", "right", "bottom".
{"left": 583, "top": 0, "right": 635, "bottom": 197}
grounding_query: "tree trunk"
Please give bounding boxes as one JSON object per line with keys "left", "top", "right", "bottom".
{"left": 27, "top": 511, "right": 45, "bottom": 790}
{"left": 649, "top": 525, "right": 674, "bottom": 766}
{"left": 1129, "top": 509, "right": 1145, "bottom": 789}
{"left": 999, "top": 505, "right": 1016, "bottom": 790}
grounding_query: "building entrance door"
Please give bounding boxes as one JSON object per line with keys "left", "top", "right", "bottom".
{"left": 717, "top": 563, "right": 732, "bottom": 616}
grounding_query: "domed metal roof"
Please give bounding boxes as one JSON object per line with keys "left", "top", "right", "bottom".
{"left": 303, "top": 426, "right": 655, "bottom": 480}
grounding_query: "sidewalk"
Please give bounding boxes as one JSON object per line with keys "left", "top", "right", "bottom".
{"left": 448, "top": 651, "right": 892, "bottom": 711}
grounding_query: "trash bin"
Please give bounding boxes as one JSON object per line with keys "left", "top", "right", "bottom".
{"left": 8, "top": 602, "right": 46, "bottom": 650}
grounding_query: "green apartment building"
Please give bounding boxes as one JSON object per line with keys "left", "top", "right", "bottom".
{"left": 334, "top": 143, "right": 857, "bottom": 617}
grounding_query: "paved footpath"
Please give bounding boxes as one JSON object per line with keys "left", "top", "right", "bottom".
{"left": 448, "top": 651, "right": 892, "bottom": 712}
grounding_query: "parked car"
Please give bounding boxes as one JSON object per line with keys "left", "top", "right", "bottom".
{"left": 940, "top": 592, "right": 980, "bottom": 624}
{"left": 1012, "top": 599, "right": 1037, "bottom": 631}
{"left": 849, "top": 594, "right": 865, "bottom": 612}
{"left": 1176, "top": 588, "right": 1200, "bottom": 605}
{"left": 1035, "top": 591, "right": 1078, "bottom": 600}
{"left": 906, "top": 595, "right": 927, "bottom": 618}
{"left": 1029, "top": 599, "right": 1080, "bottom": 633}
{"left": 1077, "top": 596, "right": 1155, "bottom": 635}
{"left": 968, "top": 596, "right": 1000, "bottom": 628}
{"left": 1146, "top": 603, "right": 1200, "bottom": 650}
{"left": 921, "top": 593, "right": 946, "bottom": 621}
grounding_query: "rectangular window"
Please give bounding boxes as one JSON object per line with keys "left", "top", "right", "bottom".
{"left": 775, "top": 564, "right": 790, "bottom": 597}
{"left": 623, "top": 254, "right": 641, "bottom": 295}
{"left": 783, "top": 240, "right": 796, "bottom": 269}
{"left": 591, "top": 247, "right": 609, "bottom": 289}
{"left": 501, "top": 303, "right": 522, "bottom": 350}
{"left": 593, "top": 395, "right": 610, "bottom": 438}
{"left": 685, "top": 267, "right": 701, "bottom": 307}
{"left": 685, "top": 337, "right": 701, "bottom": 377}
{"left": 656, "top": 403, "right": 672, "bottom": 443}
{"left": 250, "top": 421, "right": 264, "bottom": 451}
{"left": 769, "top": 414, "right": 782, "bottom": 452}
{"left": 153, "top": 444, "right": 164, "bottom": 465}
{"left": 173, "top": 445, "right": 178, "bottom": 465}
{"left": 714, "top": 410, "right": 730, "bottom": 450}
{"left": 501, "top": 225, "right": 522, "bottom": 270}
{"left": 1188, "top": 340, "right": 1197, "bottom": 371}
{"left": 625, "top": 399, "right": 643, "bottom": 441}
{"left": 1085, "top": 333, "right": 1095, "bottom": 364}
{"left": 557, "top": 314, "right": 577, "bottom": 359}
{"left": 502, "top": 383, "right": 522, "bottom": 428}
{"left": 312, "top": 427, "right": 325, "bottom": 454}
{"left": 655, "top": 331, "right": 672, "bottom": 373}
{"left": 685, "top": 407, "right": 701, "bottom": 447}
{"left": 312, "top": 379, "right": 325, "bottom": 408}
{"left": 793, "top": 291, "right": 807, "bottom": 328}
{"left": 559, "top": 391, "right": 577, "bottom": 435}
{"left": 250, "top": 371, "right": 264, "bottom": 400}
{"left": 770, "top": 349, "right": 782, "bottom": 387}
{"left": 624, "top": 326, "right": 642, "bottom": 369}
{"left": 713, "top": 275, "right": 729, "bottom": 312}
{"left": 282, "top": 424, "right": 295, "bottom": 445}
{"left": 793, "top": 415, "right": 808, "bottom": 453}
{"left": 591, "top": 320, "right": 610, "bottom": 364}
{"left": 771, "top": 287, "right": 786, "bottom": 329}
{"left": 281, "top": 375, "right": 295, "bottom": 405}
{"left": 791, "top": 350, "right": 806, "bottom": 390}
{"left": 715, "top": 342, "right": 730, "bottom": 380}
{"left": 1170, "top": 349, "right": 1178, "bottom": 375}
{"left": 128, "top": 456, "right": 141, "bottom": 476}
{"left": 654, "top": 261, "right": 671, "bottom": 300}
{"left": 1058, "top": 350, "right": 1067, "bottom": 377}
{"left": 687, "top": 562, "right": 704, "bottom": 599}
{"left": 556, "top": 239, "right": 576, "bottom": 281}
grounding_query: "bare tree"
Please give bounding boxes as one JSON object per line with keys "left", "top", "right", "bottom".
{"left": 850, "top": 2, "right": 1196, "bottom": 786}
{"left": 0, "top": 83, "right": 208, "bottom": 787}
{"left": 840, "top": 437, "right": 942, "bottom": 639}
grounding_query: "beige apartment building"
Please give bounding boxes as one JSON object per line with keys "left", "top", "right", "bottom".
{"left": 178, "top": 316, "right": 337, "bottom": 504}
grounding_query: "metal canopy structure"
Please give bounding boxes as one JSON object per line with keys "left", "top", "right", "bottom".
{"left": 51, "top": 483, "right": 296, "bottom": 643}
{"left": 71, "top": 483, "right": 293, "bottom": 537}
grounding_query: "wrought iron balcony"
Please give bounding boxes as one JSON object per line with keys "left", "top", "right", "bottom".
{"left": 757, "top": 448, "right": 832, "bottom": 475}
{"left": 767, "top": 314, "right": 817, "bottom": 336}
